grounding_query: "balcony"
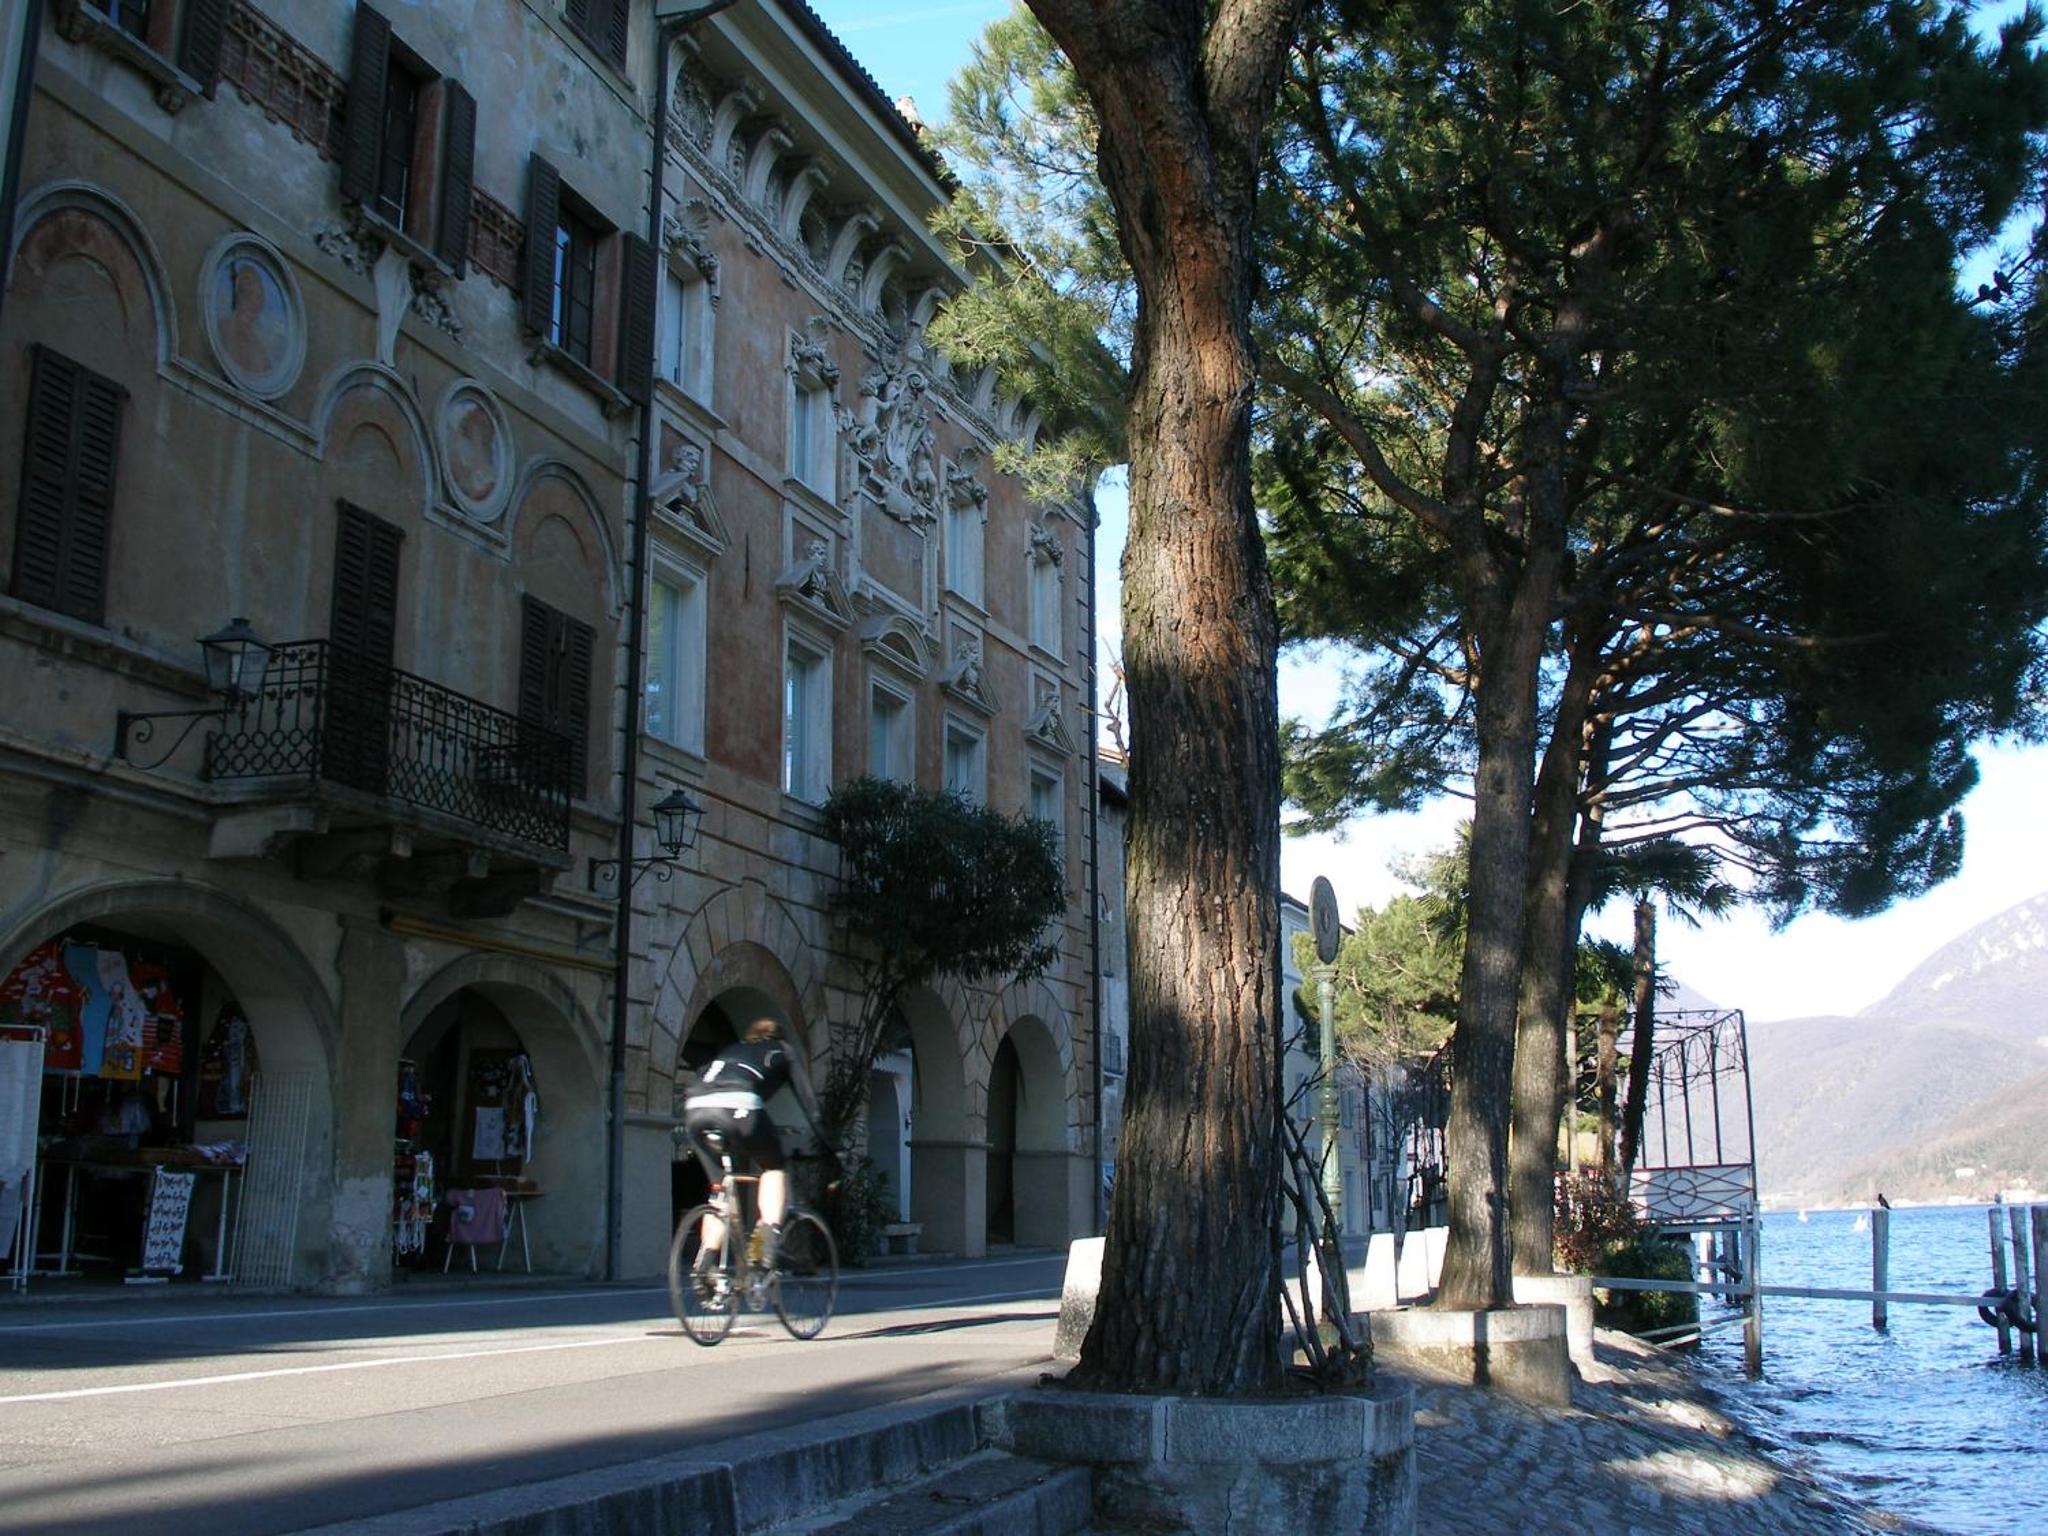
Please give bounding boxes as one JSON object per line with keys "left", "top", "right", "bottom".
{"left": 198, "top": 641, "right": 574, "bottom": 912}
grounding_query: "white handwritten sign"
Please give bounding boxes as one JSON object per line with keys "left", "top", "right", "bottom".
{"left": 142, "top": 1169, "right": 195, "bottom": 1275}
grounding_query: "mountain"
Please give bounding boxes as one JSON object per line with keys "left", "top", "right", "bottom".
{"left": 1737, "top": 892, "right": 2048, "bottom": 1207}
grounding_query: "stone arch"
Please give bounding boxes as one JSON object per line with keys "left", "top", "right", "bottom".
{"left": 510, "top": 459, "right": 623, "bottom": 619}
{"left": 651, "top": 881, "right": 825, "bottom": 1087}
{"left": 399, "top": 951, "right": 606, "bottom": 1276}
{"left": 985, "top": 979, "right": 1082, "bottom": 1249}
{"left": 314, "top": 362, "right": 437, "bottom": 519}
{"left": 0, "top": 877, "right": 339, "bottom": 1282}
{"left": 7, "top": 180, "right": 176, "bottom": 368}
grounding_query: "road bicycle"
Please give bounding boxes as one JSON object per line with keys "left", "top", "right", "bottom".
{"left": 666, "top": 1140, "right": 838, "bottom": 1346}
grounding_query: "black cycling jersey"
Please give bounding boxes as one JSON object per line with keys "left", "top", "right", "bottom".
{"left": 686, "top": 1037, "right": 797, "bottom": 1105}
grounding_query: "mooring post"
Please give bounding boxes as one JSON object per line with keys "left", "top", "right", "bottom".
{"left": 1743, "top": 1215, "right": 1763, "bottom": 1377}
{"left": 2010, "top": 1205, "right": 2035, "bottom": 1363}
{"left": 2032, "top": 1206, "right": 2048, "bottom": 1370}
{"left": 1989, "top": 1207, "right": 2013, "bottom": 1356}
{"left": 1871, "top": 1206, "right": 1889, "bottom": 1331}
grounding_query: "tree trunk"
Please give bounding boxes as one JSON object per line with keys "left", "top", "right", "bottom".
{"left": 1595, "top": 1004, "right": 1619, "bottom": 1176}
{"left": 1029, "top": 0, "right": 1306, "bottom": 1396}
{"left": 1618, "top": 899, "right": 1657, "bottom": 1180}
{"left": 1505, "top": 654, "right": 1596, "bottom": 1277}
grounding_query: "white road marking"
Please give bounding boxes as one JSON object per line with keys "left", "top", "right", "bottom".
{"left": 0, "top": 1287, "right": 671, "bottom": 1333}
{"left": 0, "top": 1333, "right": 650, "bottom": 1405}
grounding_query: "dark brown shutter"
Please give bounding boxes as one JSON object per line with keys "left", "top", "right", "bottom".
{"left": 603, "top": 0, "right": 629, "bottom": 68}
{"left": 618, "top": 232, "right": 656, "bottom": 405}
{"left": 562, "top": 614, "right": 593, "bottom": 797}
{"left": 517, "top": 594, "right": 553, "bottom": 729}
{"left": 340, "top": 4, "right": 392, "bottom": 208}
{"left": 522, "top": 157, "right": 561, "bottom": 336}
{"left": 11, "top": 346, "right": 123, "bottom": 624}
{"left": 565, "top": 0, "right": 592, "bottom": 34}
{"left": 436, "top": 81, "right": 476, "bottom": 278}
{"left": 177, "top": 0, "right": 231, "bottom": 97}
{"left": 330, "top": 502, "right": 401, "bottom": 669}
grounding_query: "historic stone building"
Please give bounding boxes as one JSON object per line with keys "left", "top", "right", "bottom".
{"left": 0, "top": 0, "right": 1098, "bottom": 1292}
{"left": 617, "top": 2, "right": 1100, "bottom": 1273}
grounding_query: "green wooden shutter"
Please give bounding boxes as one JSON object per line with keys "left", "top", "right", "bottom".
{"left": 618, "top": 232, "right": 657, "bottom": 405}
{"left": 340, "top": 5, "right": 391, "bottom": 209}
{"left": 602, "top": 0, "right": 629, "bottom": 68}
{"left": 436, "top": 81, "right": 476, "bottom": 277}
{"left": 562, "top": 614, "right": 593, "bottom": 798}
{"left": 177, "top": 0, "right": 231, "bottom": 97}
{"left": 522, "top": 157, "right": 561, "bottom": 337}
{"left": 11, "top": 346, "right": 123, "bottom": 624}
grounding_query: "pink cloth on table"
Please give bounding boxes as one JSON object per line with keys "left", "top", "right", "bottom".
{"left": 446, "top": 1187, "right": 507, "bottom": 1245}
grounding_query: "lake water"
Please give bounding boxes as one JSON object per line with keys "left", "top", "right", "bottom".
{"left": 1690, "top": 1205, "right": 2048, "bottom": 1534}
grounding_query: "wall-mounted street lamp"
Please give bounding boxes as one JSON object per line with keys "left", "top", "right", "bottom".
{"left": 114, "top": 617, "right": 273, "bottom": 771}
{"left": 588, "top": 785, "right": 705, "bottom": 892}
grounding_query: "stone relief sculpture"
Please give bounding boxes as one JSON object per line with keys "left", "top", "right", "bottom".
{"left": 1028, "top": 521, "right": 1065, "bottom": 566}
{"left": 845, "top": 342, "right": 942, "bottom": 526}
{"left": 648, "top": 440, "right": 704, "bottom": 516}
{"left": 947, "top": 634, "right": 984, "bottom": 694}
{"left": 789, "top": 316, "right": 839, "bottom": 385}
{"left": 663, "top": 199, "right": 719, "bottom": 281}
{"left": 946, "top": 456, "right": 990, "bottom": 519}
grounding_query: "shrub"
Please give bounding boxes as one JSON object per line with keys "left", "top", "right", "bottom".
{"left": 813, "top": 1154, "right": 893, "bottom": 1269}
{"left": 1594, "top": 1236, "right": 1699, "bottom": 1336}
{"left": 1553, "top": 1171, "right": 1638, "bottom": 1273}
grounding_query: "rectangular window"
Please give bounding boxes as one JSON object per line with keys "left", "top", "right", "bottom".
{"left": 342, "top": 6, "right": 474, "bottom": 274}
{"left": 566, "top": 0, "right": 629, "bottom": 69}
{"left": 1030, "top": 766, "right": 1063, "bottom": 847}
{"left": 1029, "top": 550, "right": 1061, "bottom": 654}
{"left": 519, "top": 594, "right": 594, "bottom": 799}
{"left": 100, "top": 0, "right": 149, "bottom": 38}
{"left": 11, "top": 346, "right": 125, "bottom": 625}
{"left": 945, "top": 495, "right": 983, "bottom": 606}
{"left": 374, "top": 56, "right": 422, "bottom": 232}
{"left": 943, "top": 720, "right": 985, "bottom": 804}
{"left": 790, "top": 379, "right": 834, "bottom": 499}
{"left": 645, "top": 568, "right": 705, "bottom": 754}
{"left": 868, "top": 682, "right": 912, "bottom": 783}
{"left": 660, "top": 266, "right": 712, "bottom": 400}
{"left": 783, "top": 640, "right": 831, "bottom": 803}
{"left": 552, "top": 208, "right": 599, "bottom": 367}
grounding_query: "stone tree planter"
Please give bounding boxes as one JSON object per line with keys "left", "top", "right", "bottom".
{"left": 1512, "top": 1272, "right": 1597, "bottom": 1374}
{"left": 990, "top": 1382, "right": 1416, "bottom": 1535}
{"left": 1369, "top": 1302, "right": 1572, "bottom": 1407}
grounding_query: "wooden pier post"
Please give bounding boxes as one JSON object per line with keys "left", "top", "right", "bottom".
{"left": 2033, "top": 1206, "right": 2048, "bottom": 1370}
{"left": 2012, "top": 1205, "right": 2036, "bottom": 1363}
{"left": 1871, "top": 1206, "right": 1889, "bottom": 1331}
{"left": 1743, "top": 1215, "right": 1763, "bottom": 1377}
{"left": 1989, "top": 1207, "right": 2013, "bottom": 1356}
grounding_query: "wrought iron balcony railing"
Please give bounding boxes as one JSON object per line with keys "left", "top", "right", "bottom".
{"left": 203, "top": 640, "right": 573, "bottom": 851}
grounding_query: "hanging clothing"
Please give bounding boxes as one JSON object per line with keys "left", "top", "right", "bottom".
{"left": 446, "top": 1186, "right": 507, "bottom": 1246}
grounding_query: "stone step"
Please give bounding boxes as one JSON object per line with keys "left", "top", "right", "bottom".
{"left": 293, "top": 1394, "right": 995, "bottom": 1536}
{"left": 764, "top": 1448, "right": 1094, "bottom": 1536}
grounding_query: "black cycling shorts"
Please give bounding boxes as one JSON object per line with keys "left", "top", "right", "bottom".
{"left": 683, "top": 1101, "right": 785, "bottom": 1175}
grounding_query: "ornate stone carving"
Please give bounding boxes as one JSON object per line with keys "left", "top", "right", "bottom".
{"left": 410, "top": 266, "right": 463, "bottom": 342}
{"left": 662, "top": 199, "right": 719, "bottom": 280}
{"left": 948, "top": 635, "right": 984, "bottom": 695}
{"left": 947, "top": 455, "right": 990, "bottom": 518}
{"left": 649, "top": 439, "right": 705, "bottom": 517}
{"left": 1028, "top": 521, "right": 1065, "bottom": 565}
{"left": 845, "top": 341, "right": 941, "bottom": 526}
{"left": 312, "top": 218, "right": 378, "bottom": 278}
{"left": 1030, "top": 675, "right": 1080, "bottom": 755}
{"left": 789, "top": 316, "right": 839, "bottom": 385}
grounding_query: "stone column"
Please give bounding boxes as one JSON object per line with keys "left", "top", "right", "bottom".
{"left": 910, "top": 1137, "right": 987, "bottom": 1258}
{"left": 1014, "top": 1149, "right": 1091, "bottom": 1249}
{"left": 326, "top": 920, "right": 407, "bottom": 1292}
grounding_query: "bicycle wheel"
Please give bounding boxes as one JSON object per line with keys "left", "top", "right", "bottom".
{"left": 669, "top": 1203, "right": 738, "bottom": 1346}
{"left": 771, "top": 1208, "right": 838, "bottom": 1340}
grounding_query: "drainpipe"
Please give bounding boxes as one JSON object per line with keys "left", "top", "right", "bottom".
{"left": 607, "top": 0, "right": 737, "bottom": 1284}
{"left": 0, "top": 0, "right": 43, "bottom": 329}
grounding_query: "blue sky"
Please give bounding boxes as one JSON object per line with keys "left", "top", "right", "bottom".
{"left": 808, "top": 0, "right": 2048, "bottom": 1022}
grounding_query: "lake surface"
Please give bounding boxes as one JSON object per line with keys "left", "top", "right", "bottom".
{"left": 1691, "top": 1205, "right": 2048, "bottom": 1534}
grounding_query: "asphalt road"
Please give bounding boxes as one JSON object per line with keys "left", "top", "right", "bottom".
{"left": 0, "top": 1252, "right": 1067, "bottom": 1535}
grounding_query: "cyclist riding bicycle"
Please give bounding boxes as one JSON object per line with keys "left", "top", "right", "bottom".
{"left": 678, "top": 1016, "right": 825, "bottom": 1276}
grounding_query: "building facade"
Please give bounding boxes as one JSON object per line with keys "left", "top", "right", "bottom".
{"left": 0, "top": 0, "right": 1098, "bottom": 1292}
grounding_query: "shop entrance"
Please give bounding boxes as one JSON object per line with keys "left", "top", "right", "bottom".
{"left": 1, "top": 913, "right": 320, "bottom": 1289}
{"left": 395, "top": 989, "right": 547, "bottom": 1275}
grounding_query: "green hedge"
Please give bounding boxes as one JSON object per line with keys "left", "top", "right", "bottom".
{"left": 1595, "top": 1236, "right": 1699, "bottom": 1336}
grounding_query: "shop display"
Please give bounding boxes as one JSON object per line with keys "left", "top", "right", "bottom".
{"left": 0, "top": 941, "right": 83, "bottom": 1071}
{"left": 196, "top": 1005, "right": 258, "bottom": 1118}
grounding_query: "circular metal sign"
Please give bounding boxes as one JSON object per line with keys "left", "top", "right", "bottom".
{"left": 1310, "top": 876, "right": 1340, "bottom": 964}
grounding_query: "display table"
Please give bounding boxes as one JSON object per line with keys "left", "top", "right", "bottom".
{"left": 36, "top": 1146, "right": 241, "bottom": 1283}
{"left": 441, "top": 1178, "right": 539, "bottom": 1274}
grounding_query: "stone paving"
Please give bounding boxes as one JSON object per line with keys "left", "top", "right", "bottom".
{"left": 1402, "top": 1329, "right": 1941, "bottom": 1536}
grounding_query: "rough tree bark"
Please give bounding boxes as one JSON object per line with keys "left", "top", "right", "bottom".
{"left": 1618, "top": 899, "right": 1657, "bottom": 1179}
{"left": 1025, "top": 0, "right": 1306, "bottom": 1395}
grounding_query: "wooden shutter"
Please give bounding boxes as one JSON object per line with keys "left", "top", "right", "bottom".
{"left": 330, "top": 502, "right": 402, "bottom": 668}
{"left": 565, "top": 0, "right": 592, "bottom": 34}
{"left": 436, "top": 81, "right": 476, "bottom": 278}
{"left": 177, "top": 0, "right": 231, "bottom": 97}
{"left": 340, "top": 5, "right": 392, "bottom": 208}
{"left": 517, "top": 597, "right": 592, "bottom": 798}
{"left": 522, "top": 157, "right": 561, "bottom": 337}
{"left": 11, "top": 346, "right": 123, "bottom": 624}
{"left": 618, "top": 232, "right": 657, "bottom": 405}
{"left": 603, "top": 0, "right": 629, "bottom": 68}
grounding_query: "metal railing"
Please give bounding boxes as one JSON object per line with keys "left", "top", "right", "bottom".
{"left": 204, "top": 640, "right": 573, "bottom": 850}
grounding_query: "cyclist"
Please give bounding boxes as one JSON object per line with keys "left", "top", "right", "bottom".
{"left": 679, "top": 1016, "right": 826, "bottom": 1277}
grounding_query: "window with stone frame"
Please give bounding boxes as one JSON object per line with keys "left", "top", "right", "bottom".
{"left": 1029, "top": 762, "right": 1064, "bottom": 854}
{"left": 943, "top": 717, "right": 986, "bottom": 804}
{"left": 868, "top": 676, "right": 914, "bottom": 784}
{"left": 523, "top": 157, "right": 656, "bottom": 406}
{"left": 944, "top": 481, "right": 985, "bottom": 607}
{"left": 1027, "top": 524, "right": 1063, "bottom": 655}
{"left": 56, "top": 0, "right": 230, "bottom": 102}
{"left": 564, "top": 0, "right": 629, "bottom": 70}
{"left": 518, "top": 594, "right": 594, "bottom": 800}
{"left": 783, "top": 633, "right": 833, "bottom": 804}
{"left": 645, "top": 556, "right": 706, "bottom": 755}
{"left": 659, "top": 262, "right": 714, "bottom": 402}
{"left": 340, "top": 6, "right": 475, "bottom": 272}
